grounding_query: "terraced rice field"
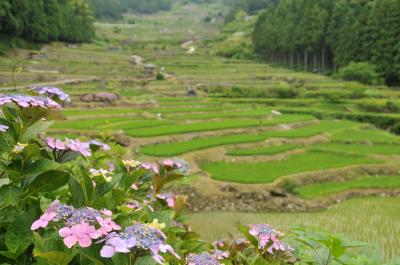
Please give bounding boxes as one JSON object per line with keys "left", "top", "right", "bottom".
{"left": 201, "top": 150, "right": 383, "bottom": 184}
{"left": 188, "top": 197, "right": 400, "bottom": 261}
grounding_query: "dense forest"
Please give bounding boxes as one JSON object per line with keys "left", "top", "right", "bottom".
{"left": 89, "top": 0, "right": 173, "bottom": 19}
{"left": 0, "top": 0, "right": 94, "bottom": 51}
{"left": 252, "top": 0, "right": 400, "bottom": 85}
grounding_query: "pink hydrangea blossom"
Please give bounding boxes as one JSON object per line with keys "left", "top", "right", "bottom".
{"left": 101, "top": 209, "right": 113, "bottom": 216}
{"left": 31, "top": 212, "right": 56, "bottom": 230}
{"left": 0, "top": 95, "right": 61, "bottom": 109}
{"left": 59, "top": 222, "right": 101, "bottom": 248}
{"left": 142, "top": 163, "right": 159, "bottom": 174}
{"left": 96, "top": 216, "right": 121, "bottom": 236}
{"left": 157, "top": 193, "right": 176, "bottom": 208}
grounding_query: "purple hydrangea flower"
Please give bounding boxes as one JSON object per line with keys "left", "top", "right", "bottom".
{"left": 0, "top": 125, "right": 8, "bottom": 132}
{"left": 157, "top": 193, "right": 176, "bottom": 208}
{"left": 248, "top": 224, "right": 292, "bottom": 253}
{"left": 100, "top": 223, "right": 179, "bottom": 264}
{"left": 0, "top": 95, "right": 61, "bottom": 109}
{"left": 141, "top": 163, "right": 160, "bottom": 174}
{"left": 89, "top": 140, "right": 111, "bottom": 151}
{"left": 30, "top": 86, "right": 71, "bottom": 103}
{"left": 66, "top": 139, "right": 91, "bottom": 157}
{"left": 185, "top": 253, "right": 221, "bottom": 265}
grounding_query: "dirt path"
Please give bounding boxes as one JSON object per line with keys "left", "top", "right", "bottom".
{"left": 0, "top": 77, "right": 99, "bottom": 92}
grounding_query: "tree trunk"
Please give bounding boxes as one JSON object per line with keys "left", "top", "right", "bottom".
{"left": 313, "top": 53, "right": 317, "bottom": 71}
{"left": 297, "top": 53, "right": 301, "bottom": 69}
{"left": 304, "top": 49, "right": 308, "bottom": 71}
{"left": 321, "top": 47, "right": 325, "bottom": 72}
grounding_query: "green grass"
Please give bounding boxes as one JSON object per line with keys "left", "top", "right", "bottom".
{"left": 127, "top": 114, "right": 314, "bottom": 137}
{"left": 201, "top": 150, "right": 382, "bottom": 184}
{"left": 295, "top": 176, "right": 400, "bottom": 199}
{"left": 63, "top": 108, "right": 141, "bottom": 116}
{"left": 166, "top": 108, "right": 272, "bottom": 120}
{"left": 227, "top": 144, "right": 299, "bottom": 156}
{"left": 52, "top": 116, "right": 136, "bottom": 130}
{"left": 310, "top": 143, "right": 400, "bottom": 155}
{"left": 147, "top": 105, "right": 247, "bottom": 114}
{"left": 331, "top": 128, "right": 400, "bottom": 144}
{"left": 141, "top": 120, "right": 356, "bottom": 156}
{"left": 187, "top": 197, "right": 400, "bottom": 261}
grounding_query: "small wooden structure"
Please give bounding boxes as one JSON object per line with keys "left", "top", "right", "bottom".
{"left": 144, "top": 64, "right": 157, "bottom": 78}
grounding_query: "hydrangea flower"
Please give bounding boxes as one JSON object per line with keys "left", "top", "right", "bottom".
{"left": 157, "top": 193, "right": 176, "bottom": 208}
{"left": 59, "top": 222, "right": 101, "bottom": 248}
{"left": 0, "top": 125, "right": 8, "bottom": 132}
{"left": 45, "top": 137, "right": 110, "bottom": 160}
{"left": 163, "top": 158, "right": 190, "bottom": 173}
{"left": 66, "top": 139, "right": 91, "bottom": 157}
{"left": 142, "top": 163, "right": 159, "bottom": 174}
{"left": 96, "top": 217, "right": 121, "bottom": 236}
{"left": 185, "top": 253, "right": 221, "bottom": 265}
{"left": 123, "top": 159, "right": 141, "bottom": 172}
{"left": 90, "top": 168, "right": 113, "bottom": 182}
{"left": 13, "top": 143, "right": 27, "bottom": 154}
{"left": 30, "top": 86, "right": 71, "bottom": 103}
{"left": 89, "top": 140, "right": 111, "bottom": 151}
{"left": 0, "top": 95, "right": 61, "bottom": 109}
{"left": 212, "top": 250, "right": 229, "bottom": 260}
{"left": 248, "top": 224, "right": 292, "bottom": 253}
{"left": 31, "top": 212, "right": 56, "bottom": 230}
{"left": 100, "top": 223, "right": 179, "bottom": 264}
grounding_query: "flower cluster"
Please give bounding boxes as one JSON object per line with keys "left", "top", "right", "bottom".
{"left": 100, "top": 222, "right": 179, "bottom": 264}
{"left": 185, "top": 252, "right": 222, "bottom": 265}
{"left": 46, "top": 137, "right": 110, "bottom": 160}
{"left": 163, "top": 158, "right": 190, "bottom": 174}
{"left": 90, "top": 168, "right": 113, "bottom": 182}
{"left": 248, "top": 224, "right": 293, "bottom": 253}
{"left": 0, "top": 95, "right": 61, "bottom": 109}
{"left": 31, "top": 201, "right": 120, "bottom": 249}
{"left": 0, "top": 125, "right": 8, "bottom": 132}
{"left": 30, "top": 86, "right": 71, "bottom": 103}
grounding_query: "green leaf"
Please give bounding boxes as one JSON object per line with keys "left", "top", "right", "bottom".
{"left": 69, "top": 177, "right": 86, "bottom": 207}
{"left": 0, "top": 185, "right": 22, "bottom": 206}
{"left": 23, "top": 159, "right": 56, "bottom": 179}
{"left": 133, "top": 256, "right": 158, "bottom": 265}
{"left": 22, "top": 121, "right": 53, "bottom": 142}
{"left": 28, "top": 170, "right": 70, "bottom": 194}
{"left": 34, "top": 251, "right": 75, "bottom": 265}
{"left": 2, "top": 209, "right": 36, "bottom": 259}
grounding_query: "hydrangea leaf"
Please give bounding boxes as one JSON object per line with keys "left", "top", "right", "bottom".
{"left": 27, "top": 170, "right": 70, "bottom": 194}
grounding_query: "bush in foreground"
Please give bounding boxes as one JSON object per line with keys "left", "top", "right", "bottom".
{"left": 0, "top": 88, "right": 395, "bottom": 264}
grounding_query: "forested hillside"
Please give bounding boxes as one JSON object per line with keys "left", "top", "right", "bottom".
{"left": 0, "top": 0, "right": 94, "bottom": 52}
{"left": 252, "top": 0, "right": 400, "bottom": 85}
{"left": 89, "top": 0, "right": 173, "bottom": 19}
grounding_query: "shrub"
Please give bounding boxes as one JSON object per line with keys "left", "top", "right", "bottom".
{"left": 156, "top": 72, "right": 165, "bottom": 80}
{"left": 338, "top": 62, "right": 383, "bottom": 85}
{"left": 358, "top": 99, "right": 400, "bottom": 113}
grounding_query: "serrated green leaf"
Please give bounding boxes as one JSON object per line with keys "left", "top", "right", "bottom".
{"left": 69, "top": 177, "right": 86, "bottom": 207}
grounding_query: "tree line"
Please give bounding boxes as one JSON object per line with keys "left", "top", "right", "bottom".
{"left": 0, "top": 0, "right": 94, "bottom": 47}
{"left": 252, "top": 0, "right": 400, "bottom": 85}
{"left": 89, "top": 0, "right": 173, "bottom": 19}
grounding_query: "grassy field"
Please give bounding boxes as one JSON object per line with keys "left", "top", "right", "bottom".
{"left": 140, "top": 120, "right": 354, "bottom": 156}
{"left": 201, "top": 150, "right": 382, "bottom": 184}
{"left": 127, "top": 114, "right": 313, "bottom": 137}
{"left": 227, "top": 143, "right": 299, "bottom": 156}
{"left": 295, "top": 175, "right": 400, "bottom": 198}
{"left": 310, "top": 143, "right": 400, "bottom": 155}
{"left": 187, "top": 197, "right": 400, "bottom": 261}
